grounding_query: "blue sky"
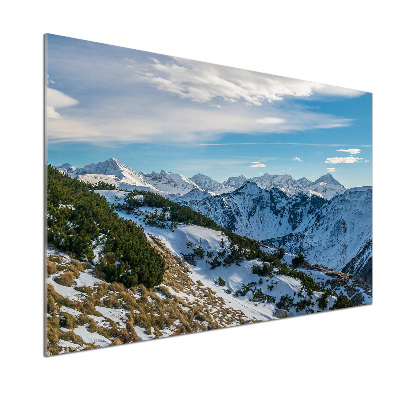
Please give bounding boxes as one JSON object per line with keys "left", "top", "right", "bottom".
{"left": 46, "top": 34, "right": 372, "bottom": 187}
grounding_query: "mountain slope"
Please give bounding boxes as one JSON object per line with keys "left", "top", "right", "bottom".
{"left": 62, "top": 158, "right": 158, "bottom": 191}
{"left": 190, "top": 173, "right": 231, "bottom": 194}
{"left": 223, "top": 175, "right": 248, "bottom": 189}
{"left": 141, "top": 170, "right": 201, "bottom": 195}
{"left": 175, "top": 188, "right": 212, "bottom": 203}
{"left": 251, "top": 173, "right": 305, "bottom": 196}
{"left": 305, "top": 173, "right": 346, "bottom": 200}
{"left": 46, "top": 170, "right": 371, "bottom": 355}
{"left": 175, "top": 183, "right": 372, "bottom": 282}
{"left": 265, "top": 187, "right": 372, "bottom": 281}
{"left": 179, "top": 182, "right": 327, "bottom": 240}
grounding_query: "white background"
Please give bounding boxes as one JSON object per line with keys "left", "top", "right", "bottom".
{"left": 1, "top": 1, "right": 399, "bottom": 399}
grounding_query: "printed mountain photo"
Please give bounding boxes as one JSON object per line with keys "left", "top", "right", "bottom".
{"left": 45, "top": 34, "right": 372, "bottom": 356}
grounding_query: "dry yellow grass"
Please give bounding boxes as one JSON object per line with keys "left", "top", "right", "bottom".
{"left": 46, "top": 238, "right": 257, "bottom": 356}
{"left": 55, "top": 271, "right": 75, "bottom": 286}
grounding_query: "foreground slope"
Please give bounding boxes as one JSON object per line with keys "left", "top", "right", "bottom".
{"left": 46, "top": 170, "right": 371, "bottom": 355}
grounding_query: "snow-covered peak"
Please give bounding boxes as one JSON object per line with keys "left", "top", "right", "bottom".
{"left": 57, "top": 163, "right": 76, "bottom": 176}
{"left": 142, "top": 170, "right": 202, "bottom": 195}
{"left": 175, "top": 188, "right": 212, "bottom": 203}
{"left": 234, "top": 181, "right": 263, "bottom": 196}
{"left": 314, "top": 173, "right": 344, "bottom": 188}
{"left": 191, "top": 173, "right": 226, "bottom": 192}
{"left": 74, "top": 158, "right": 129, "bottom": 180}
{"left": 71, "top": 159, "right": 158, "bottom": 191}
{"left": 223, "top": 175, "right": 248, "bottom": 189}
{"left": 297, "top": 177, "right": 312, "bottom": 188}
{"left": 252, "top": 173, "right": 304, "bottom": 195}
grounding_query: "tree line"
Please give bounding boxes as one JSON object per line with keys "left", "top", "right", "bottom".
{"left": 47, "top": 166, "right": 165, "bottom": 288}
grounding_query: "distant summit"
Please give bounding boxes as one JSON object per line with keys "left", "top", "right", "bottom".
{"left": 314, "top": 173, "right": 344, "bottom": 188}
{"left": 190, "top": 173, "right": 226, "bottom": 193}
{"left": 223, "top": 175, "right": 248, "bottom": 189}
{"left": 297, "top": 177, "right": 312, "bottom": 188}
{"left": 57, "top": 158, "right": 157, "bottom": 191}
{"left": 142, "top": 170, "right": 201, "bottom": 195}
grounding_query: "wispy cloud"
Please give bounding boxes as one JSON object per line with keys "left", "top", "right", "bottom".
{"left": 47, "top": 93, "right": 354, "bottom": 144}
{"left": 255, "top": 117, "right": 285, "bottom": 125}
{"left": 337, "top": 148, "right": 361, "bottom": 155}
{"left": 46, "top": 39, "right": 360, "bottom": 145}
{"left": 292, "top": 156, "right": 303, "bottom": 162}
{"left": 325, "top": 156, "right": 362, "bottom": 164}
{"left": 137, "top": 57, "right": 365, "bottom": 106}
{"left": 195, "top": 142, "right": 370, "bottom": 147}
{"left": 327, "top": 167, "right": 336, "bottom": 172}
{"left": 249, "top": 163, "right": 266, "bottom": 168}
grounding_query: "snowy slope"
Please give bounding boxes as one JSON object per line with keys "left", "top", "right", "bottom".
{"left": 46, "top": 188, "right": 372, "bottom": 355}
{"left": 182, "top": 182, "right": 327, "bottom": 240}
{"left": 304, "top": 173, "right": 346, "bottom": 200}
{"left": 173, "top": 183, "right": 372, "bottom": 282}
{"left": 223, "top": 175, "right": 248, "bottom": 189}
{"left": 110, "top": 202, "right": 370, "bottom": 320}
{"left": 251, "top": 173, "right": 306, "bottom": 196}
{"left": 174, "top": 188, "right": 212, "bottom": 203}
{"left": 306, "top": 182, "right": 346, "bottom": 200}
{"left": 141, "top": 170, "right": 202, "bottom": 195}
{"left": 191, "top": 173, "right": 234, "bottom": 194}
{"left": 266, "top": 187, "right": 372, "bottom": 281}
{"left": 297, "top": 177, "right": 312, "bottom": 187}
{"left": 63, "top": 158, "right": 159, "bottom": 192}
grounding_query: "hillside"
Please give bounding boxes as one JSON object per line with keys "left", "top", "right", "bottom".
{"left": 46, "top": 169, "right": 371, "bottom": 355}
{"left": 266, "top": 187, "right": 372, "bottom": 283}
{"left": 53, "top": 160, "right": 372, "bottom": 295}
{"left": 179, "top": 182, "right": 327, "bottom": 239}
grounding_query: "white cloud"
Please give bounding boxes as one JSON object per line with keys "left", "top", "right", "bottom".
{"left": 292, "top": 156, "right": 303, "bottom": 162}
{"left": 249, "top": 163, "right": 266, "bottom": 168}
{"left": 327, "top": 167, "right": 336, "bottom": 172}
{"left": 313, "top": 85, "right": 363, "bottom": 98}
{"left": 256, "top": 117, "right": 285, "bottom": 125}
{"left": 136, "top": 57, "right": 365, "bottom": 106}
{"left": 314, "top": 123, "right": 350, "bottom": 129}
{"left": 325, "top": 156, "right": 362, "bottom": 164}
{"left": 47, "top": 100, "right": 353, "bottom": 144}
{"left": 337, "top": 148, "right": 361, "bottom": 155}
{"left": 46, "top": 55, "right": 355, "bottom": 144}
{"left": 46, "top": 88, "right": 78, "bottom": 119}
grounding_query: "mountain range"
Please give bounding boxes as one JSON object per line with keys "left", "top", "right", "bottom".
{"left": 58, "top": 157, "right": 346, "bottom": 199}
{"left": 56, "top": 158, "right": 372, "bottom": 283}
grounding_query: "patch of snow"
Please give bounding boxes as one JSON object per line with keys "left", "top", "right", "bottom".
{"left": 59, "top": 306, "right": 81, "bottom": 317}
{"left": 134, "top": 326, "right": 155, "bottom": 341}
{"left": 48, "top": 276, "right": 86, "bottom": 301}
{"left": 74, "top": 325, "right": 112, "bottom": 347}
{"left": 58, "top": 340, "right": 81, "bottom": 350}
{"left": 95, "top": 306, "right": 128, "bottom": 329}
{"left": 75, "top": 270, "right": 103, "bottom": 287}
